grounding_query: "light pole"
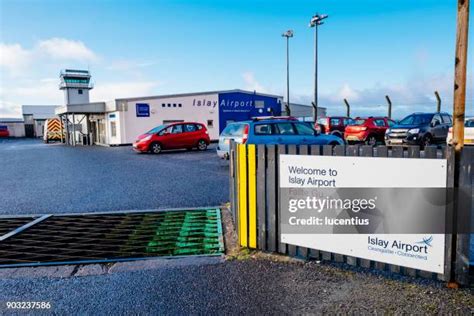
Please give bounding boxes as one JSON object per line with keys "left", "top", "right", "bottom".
{"left": 309, "top": 13, "right": 328, "bottom": 121}
{"left": 282, "top": 30, "right": 293, "bottom": 116}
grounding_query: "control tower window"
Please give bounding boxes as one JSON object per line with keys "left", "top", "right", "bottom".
{"left": 78, "top": 89, "right": 83, "bottom": 94}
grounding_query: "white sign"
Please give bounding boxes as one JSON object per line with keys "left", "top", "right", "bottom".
{"left": 280, "top": 155, "right": 447, "bottom": 274}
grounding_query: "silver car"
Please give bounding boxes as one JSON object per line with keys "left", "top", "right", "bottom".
{"left": 216, "top": 122, "right": 247, "bottom": 159}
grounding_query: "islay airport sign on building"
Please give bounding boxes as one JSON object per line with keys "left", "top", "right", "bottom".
{"left": 279, "top": 155, "right": 448, "bottom": 274}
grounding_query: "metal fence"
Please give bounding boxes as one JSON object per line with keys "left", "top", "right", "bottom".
{"left": 229, "top": 142, "right": 473, "bottom": 284}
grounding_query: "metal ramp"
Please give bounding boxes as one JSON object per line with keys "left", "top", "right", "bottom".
{"left": 0, "top": 209, "right": 224, "bottom": 268}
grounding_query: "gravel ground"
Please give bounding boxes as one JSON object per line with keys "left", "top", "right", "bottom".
{"left": 0, "top": 138, "right": 229, "bottom": 215}
{"left": 0, "top": 258, "right": 472, "bottom": 314}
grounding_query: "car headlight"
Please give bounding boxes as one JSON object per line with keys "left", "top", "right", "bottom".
{"left": 407, "top": 128, "right": 419, "bottom": 134}
{"left": 385, "top": 129, "right": 391, "bottom": 134}
{"left": 139, "top": 135, "right": 152, "bottom": 142}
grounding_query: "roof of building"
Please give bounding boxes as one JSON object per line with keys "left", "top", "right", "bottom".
{"left": 114, "top": 89, "right": 283, "bottom": 102}
{"left": 55, "top": 102, "right": 106, "bottom": 115}
{"left": 283, "top": 102, "right": 327, "bottom": 110}
{"left": 21, "top": 105, "right": 61, "bottom": 119}
{"left": 0, "top": 118, "right": 24, "bottom": 123}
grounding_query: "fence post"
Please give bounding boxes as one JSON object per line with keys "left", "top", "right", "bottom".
{"left": 277, "top": 144, "right": 287, "bottom": 255}
{"left": 266, "top": 145, "right": 278, "bottom": 252}
{"left": 247, "top": 145, "right": 257, "bottom": 249}
{"left": 444, "top": 146, "right": 456, "bottom": 282}
{"left": 257, "top": 145, "right": 267, "bottom": 250}
{"left": 287, "top": 145, "right": 298, "bottom": 257}
{"left": 238, "top": 144, "right": 248, "bottom": 247}
{"left": 455, "top": 147, "right": 473, "bottom": 285}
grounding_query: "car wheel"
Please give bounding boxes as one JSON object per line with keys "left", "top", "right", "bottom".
{"left": 365, "top": 135, "right": 377, "bottom": 146}
{"left": 149, "top": 142, "right": 162, "bottom": 154}
{"left": 422, "top": 134, "right": 432, "bottom": 149}
{"left": 197, "top": 139, "right": 208, "bottom": 151}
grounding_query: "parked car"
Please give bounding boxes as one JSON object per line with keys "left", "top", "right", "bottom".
{"left": 344, "top": 117, "right": 395, "bottom": 145}
{"left": 216, "top": 117, "right": 344, "bottom": 159}
{"left": 133, "top": 122, "right": 210, "bottom": 154}
{"left": 385, "top": 112, "right": 452, "bottom": 148}
{"left": 315, "top": 116, "right": 354, "bottom": 138}
{"left": 0, "top": 125, "right": 9, "bottom": 138}
{"left": 446, "top": 117, "right": 474, "bottom": 146}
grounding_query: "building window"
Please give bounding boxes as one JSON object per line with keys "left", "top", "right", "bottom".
{"left": 167, "top": 104, "right": 171, "bottom": 107}
{"left": 78, "top": 89, "right": 83, "bottom": 95}
{"left": 162, "top": 103, "right": 166, "bottom": 108}
{"left": 110, "top": 121, "right": 117, "bottom": 137}
{"left": 207, "top": 120, "right": 214, "bottom": 128}
{"left": 173, "top": 103, "right": 177, "bottom": 107}
{"left": 178, "top": 104, "right": 182, "bottom": 107}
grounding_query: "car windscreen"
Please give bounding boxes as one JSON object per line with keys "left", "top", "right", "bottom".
{"left": 294, "top": 123, "right": 315, "bottom": 135}
{"left": 353, "top": 119, "right": 366, "bottom": 125}
{"left": 399, "top": 114, "right": 432, "bottom": 125}
{"left": 147, "top": 124, "right": 168, "bottom": 134}
{"left": 221, "top": 123, "right": 246, "bottom": 137}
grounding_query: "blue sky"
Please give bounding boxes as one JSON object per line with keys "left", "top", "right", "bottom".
{"left": 1, "top": 0, "right": 472, "bottom": 119}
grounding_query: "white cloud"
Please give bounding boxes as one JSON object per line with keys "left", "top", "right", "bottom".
{"left": 242, "top": 72, "right": 268, "bottom": 93}
{"left": 0, "top": 43, "right": 32, "bottom": 74}
{"left": 90, "top": 81, "right": 161, "bottom": 101}
{"left": 37, "top": 38, "right": 98, "bottom": 62}
{"left": 0, "top": 100, "right": 22, "bottom": 117}
{"left": 1, "top": 38, "right": 98, "bottom": 76}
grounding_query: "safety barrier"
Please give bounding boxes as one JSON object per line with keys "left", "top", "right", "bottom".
{"left": 229, "top": 142, "right": 473, "bottom": 284}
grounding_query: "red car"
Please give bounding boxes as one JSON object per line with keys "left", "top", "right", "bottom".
{"left": 0, "top": 125, "right": 9, "bottom": 138}
{"left": 315, "top": 116, "right": 353, "bottom": 138}
{"left": 344, "top": 117, "right": 395, "bottom": 145}
{"left": 133, "top": 122, "right": 210, "bottom": 154}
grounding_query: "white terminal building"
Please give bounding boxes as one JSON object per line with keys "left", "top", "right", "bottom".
{"left": 54, "top": 69, "right": 325, "bottom": 146}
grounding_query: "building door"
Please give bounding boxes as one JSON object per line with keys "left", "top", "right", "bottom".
{"left": 25, "top": 124, "right": 34, "bottom": 138}
{"left": 97, "top": 119, "right": 106, "bottom": 144}
{"left": 90, "top": 121, "right": 97, "bottom": 145}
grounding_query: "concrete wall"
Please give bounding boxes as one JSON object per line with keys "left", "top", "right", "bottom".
{"left": 1, "top": 122, "right": 25, "bottom": 137}
{"left": 64, "top": 88, "right": 90, "bottom": 105}
{"left": 121, "top": 93, "right": 219, "bottom": 144}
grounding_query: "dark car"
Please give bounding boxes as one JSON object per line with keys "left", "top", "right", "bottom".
{"left": 385, "top": 112, "right": 452, "bottom": 148}
{"left": 315, "top": 116, "right": 354, "bottom": 138}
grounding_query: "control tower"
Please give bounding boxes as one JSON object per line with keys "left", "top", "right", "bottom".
{"left": 59, "top": 69, "right": 93, "bottom": 105}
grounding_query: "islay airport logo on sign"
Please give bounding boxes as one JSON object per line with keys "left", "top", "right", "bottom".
{"left": 367, "top": 236, "right": 433, "bottom": 261}
{"left": 192, "top": 98, "right": 254, "bottom": 109}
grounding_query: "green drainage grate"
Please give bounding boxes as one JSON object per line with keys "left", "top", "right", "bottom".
{"left": 0, "top": 209, "right": 224, "bottom": 268}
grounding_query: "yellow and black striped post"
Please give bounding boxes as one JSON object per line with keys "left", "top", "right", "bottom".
{"left": 236, "top": 144, "right": 257, "bottom": 248}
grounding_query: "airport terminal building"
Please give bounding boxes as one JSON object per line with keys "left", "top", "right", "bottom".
{"left": 52, "top": 69, "right": 324, "bottom": 146}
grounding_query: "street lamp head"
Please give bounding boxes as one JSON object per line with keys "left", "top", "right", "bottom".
{"left": 282, "top": 30, "right": 294, "bottom": 38}
{"left": 309, "top": 13, "right": 329, "bottom": 27}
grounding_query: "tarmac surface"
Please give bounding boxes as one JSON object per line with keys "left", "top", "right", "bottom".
{"left": 0, "top": 138, "right": 229, "bottom": 215}
{"left": 0, "top": 256, "right": 472, "bottom": 314}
